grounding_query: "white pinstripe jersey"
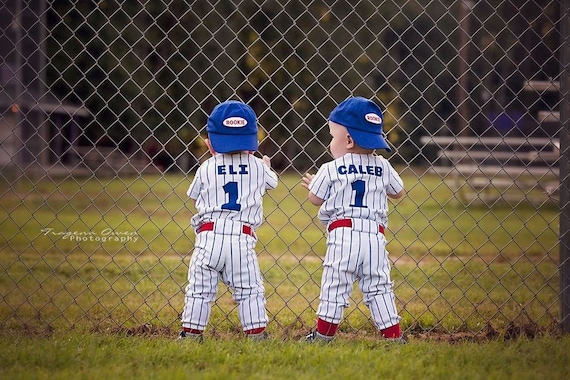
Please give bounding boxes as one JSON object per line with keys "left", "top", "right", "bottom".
{"left": 187, "top": 152, "right": 278, "bottom": 230}
{"left": 308, "top": 153, "right": 404, "bottom": 227}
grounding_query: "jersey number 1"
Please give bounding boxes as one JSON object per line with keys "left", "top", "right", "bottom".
{"left": 350, "top": 180, "right": 367, "bottom": 208}
{"left": 221, "top": 182, "right": 241, "bottom": 211}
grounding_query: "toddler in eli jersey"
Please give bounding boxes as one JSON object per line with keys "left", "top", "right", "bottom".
{"left": 302, "top": 96, "right": 405, "bottom": 342}
{"left": 180, "top": 100, "right": 278, "bottom": 341}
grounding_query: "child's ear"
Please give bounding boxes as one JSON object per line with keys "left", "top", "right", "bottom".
{"left": 346, "top": 134, "right": 354, "bottom": 148}
{"left": 205, "top": 139, "right": 216, "bottom": 155}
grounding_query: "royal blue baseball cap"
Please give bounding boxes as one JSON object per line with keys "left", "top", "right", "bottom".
{"left": 329, "top": 97, "right": 391, "bottom": 152}
{"left": 206, "top": 100, "right": 259, "bottom": 153}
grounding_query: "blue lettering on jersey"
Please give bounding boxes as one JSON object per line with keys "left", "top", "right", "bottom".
{"left": 338, "top": 164, "right": 382, "bottom": 176}
{"left": 217, "top": 164, "right": 249, "bottom": 175}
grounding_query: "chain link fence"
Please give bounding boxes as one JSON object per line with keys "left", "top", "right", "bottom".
{"left": 1, "top": 0, "right": 568, "bottom": 338}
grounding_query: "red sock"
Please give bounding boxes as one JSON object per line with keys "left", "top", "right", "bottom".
{"left": 380, "top": 323, "right": 401, "bottom": 338}
{"left": 317, "top": 318, "right": 338, "bottom": 336}
{"left": 183, "top": 327, "right": 204, "bottom": 335}
{"left": 245, "top": 327, "right": 265, "bottom": 335}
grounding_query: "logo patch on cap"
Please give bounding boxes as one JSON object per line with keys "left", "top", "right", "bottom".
{"left": 223, "top": 117, "right": 248, "bottom": 127}
{"left": 365, "top": 113, "right": 382, "bottom": 124}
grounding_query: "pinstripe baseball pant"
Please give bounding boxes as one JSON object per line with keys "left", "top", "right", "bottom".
{"left": 317, "top": 219, "right": 400, "bottom": 330}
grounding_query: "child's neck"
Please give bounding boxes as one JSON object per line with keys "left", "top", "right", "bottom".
{"left": 347, "top": 147, "right": 374, "bottom": 155}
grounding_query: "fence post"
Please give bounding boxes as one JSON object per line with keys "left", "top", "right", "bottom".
{"left": 561, "top": 0, "right": 570, "bottom": 334}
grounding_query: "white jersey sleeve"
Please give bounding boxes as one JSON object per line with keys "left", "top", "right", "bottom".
{"left": 308, "top": 153, "right": 403, "bottom": 227}
{"left": 187, "top": 153, "right": 278, "bottom": 230}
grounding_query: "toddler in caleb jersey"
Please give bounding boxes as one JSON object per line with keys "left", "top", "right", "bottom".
{"left": 302, "top": 96, "right": 406, "bottom": 343}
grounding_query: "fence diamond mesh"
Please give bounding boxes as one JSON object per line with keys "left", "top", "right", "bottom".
{"left": 1, "top": 0, "right": 567, "bottom": 338}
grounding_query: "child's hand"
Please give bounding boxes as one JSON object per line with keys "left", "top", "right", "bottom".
{"left": 262, "top": 155, "right": 271, "bottom": 168}
{"left": 301, "top": 173, "right": 314, "bottom": 189}
{"left": 302, "top": 173, "right": 325, "bottom": 206}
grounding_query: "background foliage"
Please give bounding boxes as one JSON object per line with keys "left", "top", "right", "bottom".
{"left": 47, "top": 0, "right": 562, "bottom": 171}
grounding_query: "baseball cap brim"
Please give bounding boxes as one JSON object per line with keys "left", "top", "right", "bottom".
{"left": 209, "top": 132, "right": 258, "bottom": 153}
{"left": 346, "top": 127, "right": 392, "bottom": 152}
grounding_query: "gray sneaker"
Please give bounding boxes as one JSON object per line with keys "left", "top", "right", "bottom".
{"left": 246, "top": 331, "right": 269, "bottom": 341}
{"left": 178, "top": 330, "right": 204, "bottom": 343}
{"left": 304, "top": 331, "right": 334, "bottom": 343}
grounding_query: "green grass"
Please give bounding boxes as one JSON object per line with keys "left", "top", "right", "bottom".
{"left": 0, "top": 171, "right": 561, "bottom": 335}
{"left": 0, "top": 333, "right": 568, "bottom": 380}
{"left": 0, "top": 171, "right": 566, "bottom": 379}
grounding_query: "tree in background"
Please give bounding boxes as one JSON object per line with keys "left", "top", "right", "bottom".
{"left": 46, "top": 0, "right": 561, "bottom": 171}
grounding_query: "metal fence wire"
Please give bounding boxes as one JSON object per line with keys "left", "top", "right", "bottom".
{"left": 1, "top": 0, "right": 569, "bottom": 338}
